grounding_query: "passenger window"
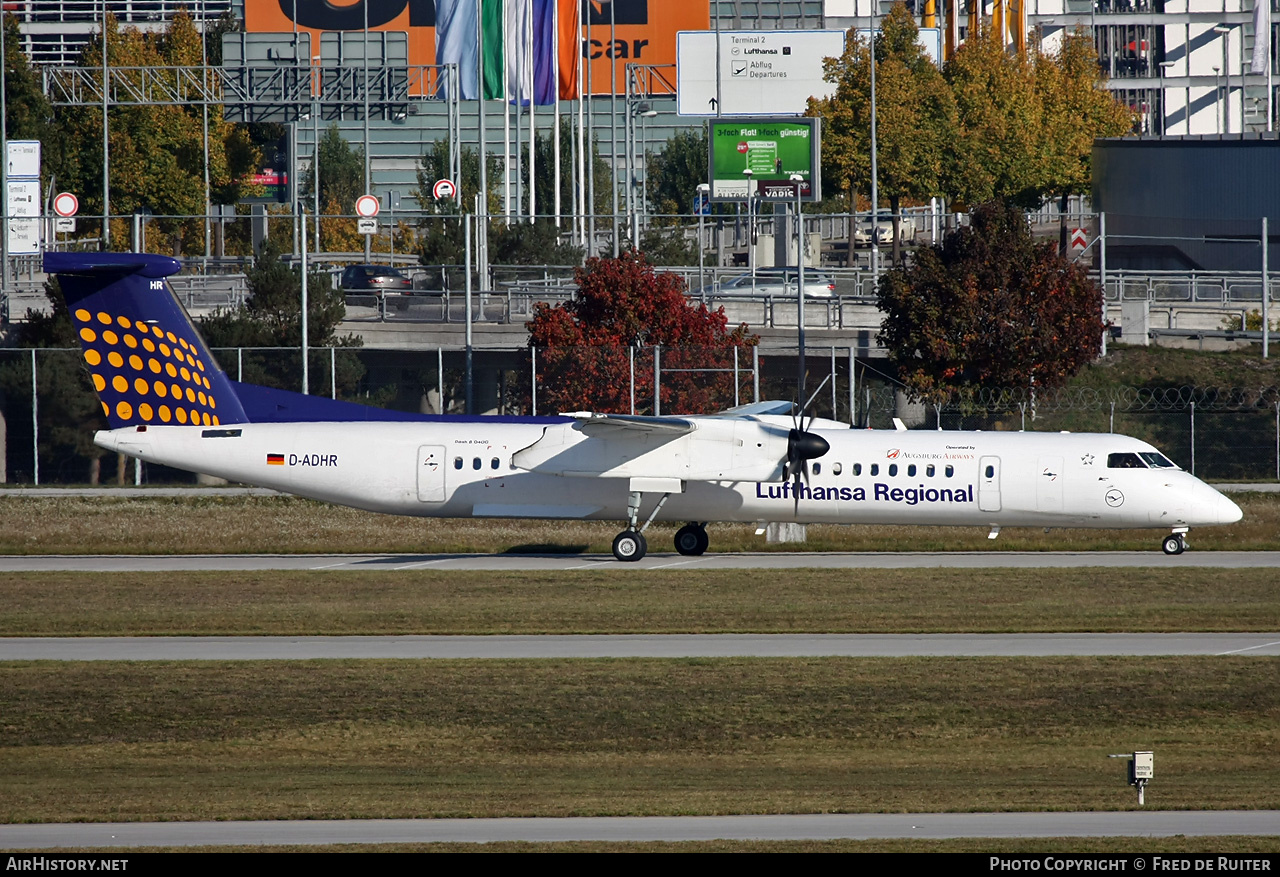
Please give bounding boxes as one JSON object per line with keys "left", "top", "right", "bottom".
{"left": 490, "top": 457, "right": 500, "bottom": 469}
{"left": 870, "top": 463, "right": 879, "bottom": 476}
{"left": 907, "top": 464, "right": 916, "bottom": 477}
{"left": 472, "top": 457, "right": 482, "bottom": 470}
{"left": 926, "top": 464, "right": 935, "bottom": 477}
{"left": 985, "top": 465, "right": 994, "bottom": 478}
{"left": 813, "top": 463, "right": 822, "bottom": 474}
{"left": 453, "top": 457, "right": 463, "bottom": 470}
{"left": 945, "top": 465, "right": 954, "bottom": 477}
{"left": 832, "top": 462, "right": 842, "bottom": 476}
{"left": 888, "top": 464, "right": 898, "bottom": 477}
{"left": 1108, "top": 453, "right": 1147, "bottom": 469}
{"left": 852, "top": 463, "right": 862, "bottom": 476}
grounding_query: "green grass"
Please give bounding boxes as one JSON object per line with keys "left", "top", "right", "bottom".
{"left": 0, "top": 493, "right": 1277, "bottom": 554}
{"left": 2, "top": 658, "right": 1278, "bottom": 824}
{"left": 2, "top": 568, "right": 1279, "bottom": 635}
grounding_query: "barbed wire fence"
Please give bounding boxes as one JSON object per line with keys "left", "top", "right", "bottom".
{"left": 1, "top": 346, "right": 1278, "bottom": 484}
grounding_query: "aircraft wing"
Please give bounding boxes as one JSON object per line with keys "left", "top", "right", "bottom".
{"left": 568, "top": 413, "right": 695, "bottom": 438}
{"left": 513, "top": 411, "right": 791, "bottom": 483}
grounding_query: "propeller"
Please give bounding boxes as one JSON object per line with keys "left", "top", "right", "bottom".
{"left": 785, "top": 373, "right": 832, "bottom": 513}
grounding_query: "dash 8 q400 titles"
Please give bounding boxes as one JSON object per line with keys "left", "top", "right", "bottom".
{"left": 48, "top": 253, "right": 1242, "bottom": 562}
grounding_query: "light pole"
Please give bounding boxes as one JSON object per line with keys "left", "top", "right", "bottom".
{"left": 1158, "top": 60, "right": 1176, "bottom": 135}
{"left": 791, "top": 173, "right": 805, "bottom": 393}
{"left": 629, "top": 99, "right": 656, "bottom": 251}
{"left": 696, "top": 182, "right": 710, "bottom": 297}
{"left": 743, "top": 167, "right": 755, "bottom": 294}
{"left": 869, "top": 8, "right": 880, "bottom": 285}
{"left": 1213, "top": 65, "right": 1222, "bottom": 132}
{"left": 1214, "top": 25, "right": 1231, "bottom": 133}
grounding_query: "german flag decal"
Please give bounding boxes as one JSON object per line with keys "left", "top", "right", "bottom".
{"left": 267, "top": 454, "right": 285, "bottom": 466}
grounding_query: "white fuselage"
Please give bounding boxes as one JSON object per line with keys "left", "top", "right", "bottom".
{"left": 96, "top": 417, "right": 1242, "bottom": 532}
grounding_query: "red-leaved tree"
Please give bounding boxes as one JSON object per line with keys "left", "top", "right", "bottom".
{"left": 525, "top": 253, "right": 758, "bottom": 414}
{"left": 877, "top": 200, "right": 1104, "bottom": 400}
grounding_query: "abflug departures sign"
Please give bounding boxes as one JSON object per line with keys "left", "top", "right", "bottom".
{"left": 708, "top": 117, "right": 821, "bottom": 203}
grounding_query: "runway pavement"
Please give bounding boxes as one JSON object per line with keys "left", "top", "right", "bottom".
{"left": 5, "top": 632, "right": 1280, "bottom": 661}
{"left": 3, "top": 550, "right": 1280, "bottom": 572}
{"left": 4, "top": 811, "right": 1280, "bottom": 848}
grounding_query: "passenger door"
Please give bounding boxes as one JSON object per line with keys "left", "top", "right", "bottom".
{"left": 978, "top": 456, "right": 1002, "bottom": 512}
{"left": 417, "top": 445, "right": 446, "bottom": 502}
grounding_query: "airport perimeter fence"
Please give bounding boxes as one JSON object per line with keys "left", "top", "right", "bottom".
{"left": 0, "top": 345, "right": 1277, "bottom": 485}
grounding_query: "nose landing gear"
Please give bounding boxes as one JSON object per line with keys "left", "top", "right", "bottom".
{"left": 1161, "top": 530, "right": 1188, "bottom": 555}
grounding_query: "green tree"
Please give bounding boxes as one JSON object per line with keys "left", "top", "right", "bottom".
{"left": 877, "top": 201, "right": 1104, "bottom": 400}
{"left": 302, "top": 124, "right": 365, "bottom": 215}
{"left": 524, "top": 253, "right": 757, "bottom": 414}
{"left": 645, "top": 127, "right": 708, "bottom": 218}
{"left": 808, "top": 4, "right": 956, "bottom": 265}
{"left": 48, "top": 10, "right": 259, "bottom": 254}
{"left": 0, "top": 280, "right": 111, "bottom": 483}
{"left": 3, "top": 15, "right": 54, "bottom": 152}
{"left": 199, "top": 243, "right": 364, "bottom": 394}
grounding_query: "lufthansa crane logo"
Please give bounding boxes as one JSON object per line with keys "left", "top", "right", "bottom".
{"left": 1105, "top": 488, "right": 1124, "bottom": 507}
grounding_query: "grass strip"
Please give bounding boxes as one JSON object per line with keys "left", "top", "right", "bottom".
{"left": 0, "top": 493, "right": 1277, "bottom": 555}
{"left": 2, "top": 568, "right": 1279, "bottom": 635}
{"left": 1, "top": 657, "right": 1277, "bottom": 824}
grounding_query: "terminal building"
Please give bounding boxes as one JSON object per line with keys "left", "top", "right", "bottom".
{"left": 7, "top": 0, "right": 1278, "bottom": 206}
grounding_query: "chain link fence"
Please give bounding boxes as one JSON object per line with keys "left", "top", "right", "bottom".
{"left": 1, "top": 345, "right": 1277, "bottom": 484}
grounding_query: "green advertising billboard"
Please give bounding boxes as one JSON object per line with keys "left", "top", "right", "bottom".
{"left": 708, "top": 117, "right": 821, "bottom": 203}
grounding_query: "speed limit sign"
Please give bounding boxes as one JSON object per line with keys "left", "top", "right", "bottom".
{"left": 432, "top": 179, "right": 456, "bottom": 200}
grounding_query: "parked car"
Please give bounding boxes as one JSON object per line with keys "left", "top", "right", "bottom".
{"left": 708, "top": 268, "right": 836, "bottom": 299}
{"left": 340, "top": 264, "right": 413, "bottom": 294}
{"left": 854, "top": 211, "right": 915, "bottom": 247}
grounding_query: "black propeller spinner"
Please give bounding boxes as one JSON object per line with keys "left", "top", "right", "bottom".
{"left": 784, "top": 374, "right": 832, "bottom": 511}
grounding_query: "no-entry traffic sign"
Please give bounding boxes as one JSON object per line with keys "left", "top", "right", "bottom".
{"left": 355, "top": 194, "right": 380, "bottom": 218}
{"left": 432, "top": 179, "right": 456, "bottom": 201}
{"left": 53, "top": 192, "right": 79, "bottom": 217}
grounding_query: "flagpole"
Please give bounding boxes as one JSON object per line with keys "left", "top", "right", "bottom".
{"left": 503, "top": 0, "right": 511, "bottom": 219}
{"left": 578, "top": 25, "right": 586, "bottom": 247}
{"left": 527, "top": 0, "right": 535, "bottom": 224}
{"left": 553, "top": 0, "right": 561, "bottom": 228}
{"left": 586, "top": 2, "right": 594, "bottom": 254}
{"left": 609, "top": 0, "right": 618, "bottom": 256}
{"left": 478, "top": 0, "right": 487, "bottom": 215}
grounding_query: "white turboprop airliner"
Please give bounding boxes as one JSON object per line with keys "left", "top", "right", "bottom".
{"left": 49, "top": 253, "right": 1243, "bottom": 561}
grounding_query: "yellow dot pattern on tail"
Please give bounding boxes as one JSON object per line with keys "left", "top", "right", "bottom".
{"left": 74, "top": 308, "right": 221, "bottom": 427}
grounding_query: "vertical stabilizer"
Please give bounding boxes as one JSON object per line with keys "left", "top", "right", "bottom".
{"left": 44, "top": 253, "right": 248, "bottom": 428}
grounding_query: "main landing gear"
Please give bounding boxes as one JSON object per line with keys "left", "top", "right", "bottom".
{"left": 611, "top": 489, "right": 673, "bottom": 562}
{"left": 1162, "top": 530, "right": 1189, "bottom": 556}
{"left": 674, "top": 523, "right": 709, "bottom": 556}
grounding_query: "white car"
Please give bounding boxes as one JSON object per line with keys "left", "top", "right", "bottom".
{"left": 708, "top": 269, "right": 836, "bottom": 298}
{"left": 858, "top": 211, "right": 913, "bottom": 246}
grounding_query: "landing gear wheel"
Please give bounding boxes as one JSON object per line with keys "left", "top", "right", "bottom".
{"left": 1162, "top": 533, "right": 1186, "bottom": 556}
{"left": 674, "top": 523, "right": 710, "bottom": 556}
{"left": 612, "top": 530, "right": 647, "bottom": 562}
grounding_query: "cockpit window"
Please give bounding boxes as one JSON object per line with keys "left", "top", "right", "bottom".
{"left": 1107, "top": 452, "right": 1147, "bottom": 469}
{"left": 1139, "top": 452, "right": 1178, "bottom": 469}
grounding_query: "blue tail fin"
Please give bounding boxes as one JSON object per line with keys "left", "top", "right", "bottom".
{"left": 45, "top": 252, "right": 249, "bottom": 428}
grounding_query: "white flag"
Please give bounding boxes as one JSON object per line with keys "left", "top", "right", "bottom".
{"left": 1252, "top": 0, "right": 1271, "bottom": 75}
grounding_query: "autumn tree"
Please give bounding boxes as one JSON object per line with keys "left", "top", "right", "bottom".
{"left": 945, "top": 26, "right": 1133, "bottom": 209}
{"left": 877, "top": 201, "right": 1104, "bottom": 400}
{"left": 808, "top": 3, "right": 956, "bottom": 265}
{"left": 48, "top": 10, "right": 259, "bottom": 254}
{"left": 525, "top": 253, "right": 757, "bottom": 414}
